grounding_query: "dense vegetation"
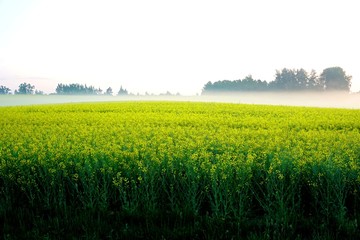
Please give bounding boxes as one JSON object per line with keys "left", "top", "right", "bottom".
{"left": 1, "top": 66, "right": 354, "bottom": 96}
{"left": 0, "top": 102, "right": 359, "bottom": 239}
{"left": 0, "top": 85, "right": 11, "bottom": 95}
{"left": 55, "top": 83, "right": 103, "bottom": 95}
{"left": 202, "top": 67, "right": 352, "bottom": 94}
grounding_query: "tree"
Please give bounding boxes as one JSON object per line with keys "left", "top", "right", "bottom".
{"left": 56, "top": 83, "right": 101, "bottom": 95}
{"left": 241, "top": 75, "right": 268, "bottom": 91}
{"left": 201, "top": 67, "right": 352, "bottom": 93}
{"left": 295, "top": 69, "right": 308, "bottom": 90}
{"left": 105, "top": 87, "right": 113, "bottom": 95}
{"left": 160, "top": 91, "right": 173, "bottom": 96}
{"left": 270, "top": 68, "right": 326, "bottom": 91}
{"left": 0, "top": 85, "right": 11, "bottom": 94}
{"left": 202, "top": 81, "right": 214, "bottom": 93}
{"left": 35, "top": 90, "right": 44, "bottom": 95}
{"left": 201, "top": 76, "right": 268, "bottom": 94}
{"left": 320, "top": 67, "right": 352, "bottom": 91}
{"left": 307, "top": 70, "right": 323, "bottom": 90}
{"left": 117, "top": 86, "right": 128, "bottom": 95}
{"left": 15, "top": 82, "right": 35, "bottom": 94}
{"left": 96, "top": 87, "right": 103, "bottom": 95}
{"left": 273, "top": 68, "right": 298, "bottom": 90}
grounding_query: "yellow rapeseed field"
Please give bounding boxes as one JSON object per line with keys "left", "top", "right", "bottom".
{"left": 0, "top": 101, "right": 359, "bottom": 239}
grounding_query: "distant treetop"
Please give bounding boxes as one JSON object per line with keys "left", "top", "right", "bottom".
{"left": 202, "top": 67, "right": 352, "bottom": 94}
{"left": 0, "top": 85, "right": 11, "bottom": 94}
{"left": 56, "top": 83, "right": 102, "bottom": 95}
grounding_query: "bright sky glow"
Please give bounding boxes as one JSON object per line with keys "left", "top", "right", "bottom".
{"left": 0, "top": 0, "right": 359, "bottom": 94}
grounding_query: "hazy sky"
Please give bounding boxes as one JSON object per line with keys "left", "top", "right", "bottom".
{"left": 0, "top": 0, "right": 359, "bottom": 95}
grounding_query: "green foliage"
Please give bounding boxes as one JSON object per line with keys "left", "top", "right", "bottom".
{"left": 271, "top": 68, "right": 324, "bottom": 91}
{"left": 0, "top": 85, "right": 11, "bottom": 94}
{"left": 56, "top": 83, "right": 102, "bottom": 95}
{"left": 35, "top": 90, "right": 44, "bottom": 95}
{"left": 320, "top": 67, "right": 352, "bottom": 91}
{"left": 14, "top": 82, "right": 35, "bottom": 94}
{"left": 117, "top": 86, "right": 128, "bottom": 95}
{"left": 203, "top": 67, "right": 352, "bottom": 93}
{"left": 105, "top": 87, "right": 113, "bottom": 95}
{"left": 203, "top": 75, "right": 268, "bottom": 93}
{"left": 0, "top": 102, "right": 359, "bottom": 239}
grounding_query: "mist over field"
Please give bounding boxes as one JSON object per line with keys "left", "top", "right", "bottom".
{"left": 200, "top": 91, "right": 360, "bottom": 109}
{"left": 0, "top": 92, "right": 359, "bottom": 109}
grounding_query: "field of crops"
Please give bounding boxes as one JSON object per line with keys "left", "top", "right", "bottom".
{"left": 0, "top": 101, "right": 359, "bottom": 239}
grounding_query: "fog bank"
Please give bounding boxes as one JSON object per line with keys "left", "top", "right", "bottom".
{"left": 200, "top": 92, "right": 360, "bottom": 109}
{"left": 0, "top": 92, "right": 359, "bottom": 109}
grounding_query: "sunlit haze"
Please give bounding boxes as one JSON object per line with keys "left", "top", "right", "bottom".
{"left": 1, "top": 0, "right": 359, "bottom": 95}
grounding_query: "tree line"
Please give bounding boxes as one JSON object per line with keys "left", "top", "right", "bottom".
{"left": 0, "top": 83, "right": 44, "bottom": 95}
{"left": 0, "top": 66, "right": 355, "bottom": 95}
{"left": 0, "top": 83, "right": 129, "bottom": 96}
{"left": 202, "top": 67, "right": 352, "bottom": 94}
{"left": 0, "top": 83, "right": 180, "bottom": 96}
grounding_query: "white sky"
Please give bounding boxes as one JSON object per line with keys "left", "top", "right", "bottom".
{"left": 0, "top": 0, "right": 359, "bottom": 95}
